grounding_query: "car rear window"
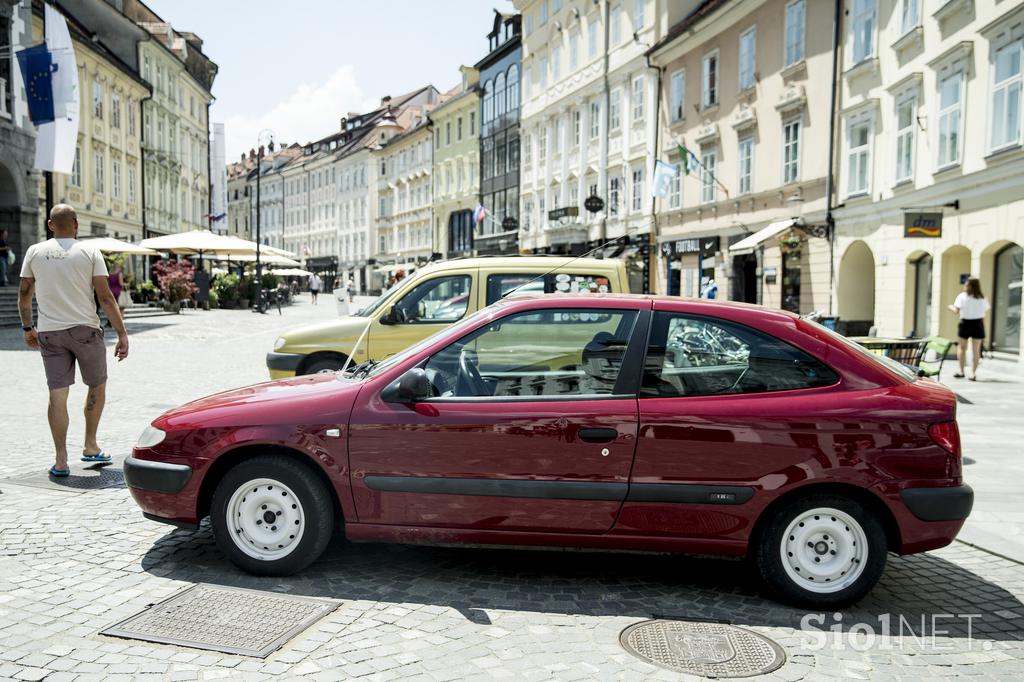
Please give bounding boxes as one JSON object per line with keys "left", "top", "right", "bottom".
{"left": 486, "top": 273, "right": 613, "bottom": 304}
{"left": 805, "top": 319, "right": 919, "bottom": 382}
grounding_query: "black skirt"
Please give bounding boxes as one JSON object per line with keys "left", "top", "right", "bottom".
{"left": 958, "top": 318, "right": 985, "bottom": 340}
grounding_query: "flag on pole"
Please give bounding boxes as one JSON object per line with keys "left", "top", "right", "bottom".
{"left": 473, "top": 204, "right": 487, "bottom": 225}
{"left": 34, "top": 3, "right": 79, "bottom": 174}
{"left": 16, "top": 44, "right": 55, "bottom": 124}
{"left": 677, "top": 144, "right": 695, "bottom": 175}
{"left": 651, "top": 160, "right": 679, "bottom": 198}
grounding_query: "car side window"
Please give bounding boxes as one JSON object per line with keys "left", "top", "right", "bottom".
{"left": 485, "top": 273, "right": 613, "bottom": 305}
{"left": 641, "top": 312, "right": 838, "bottom": 397}
{"left": 391, "top": 275, "right": 471, "bottom": 324}
{"left": 423, "top": 308, "right": 638, "bottom": 398}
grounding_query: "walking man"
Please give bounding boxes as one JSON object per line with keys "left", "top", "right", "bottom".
{"left": 309, "top": 272, "right": 322, "bottom": 305}
{"left": 18, "top": 205, "right": 129, "bottom": 477}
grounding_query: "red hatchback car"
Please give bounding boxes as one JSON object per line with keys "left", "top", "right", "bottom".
{"left": 126, "top": 295, "right": 972, "bottom": 608}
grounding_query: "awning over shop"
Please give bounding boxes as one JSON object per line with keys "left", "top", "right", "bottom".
{"left": 728, "top": 219, "right": 796, "bottom": 255}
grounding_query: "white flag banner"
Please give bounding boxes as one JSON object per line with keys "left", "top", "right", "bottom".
{"left": 651, "top": 159, "right": 679, "bottom": 198}
{"left": 34, "top": 3, "right": 79, "bottom": 174}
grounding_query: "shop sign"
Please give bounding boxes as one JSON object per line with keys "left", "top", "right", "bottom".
{"left": 584, "top": 195, "right": 605, "bottom": 213}
{"left": 672, "top": 238, "right": 700, "bottom": 255}
{"left": 501, "top": 216, "right": 518, "bottom": 231}
{"left": 699, "top": 236, "right": 720, "bottom": 260}
{"left": 904, "top": 212, "right": 942, "bottom": 238}
{"left": 548, "top": 206, "right": 579, "bottom": 221}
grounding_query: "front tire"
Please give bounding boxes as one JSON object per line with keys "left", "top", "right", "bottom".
{"left": 754, "top": 494, "right": 887, "bottom": 609}
{"left": 211, "top": 455, "right": 334, "bottom": 576}
{"left": 302, "top": 355, "right": 347, "bottom": 375}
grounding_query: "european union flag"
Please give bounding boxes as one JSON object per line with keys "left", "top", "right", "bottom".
{"left": 16, "top": 43, "right": 55, "bottom": 125}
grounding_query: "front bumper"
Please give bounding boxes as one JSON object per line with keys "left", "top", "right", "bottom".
{"left": 901, "top": 484, "right": 974, "bottom": 522}
{"left": 124, "top": 455, "right": 193, "bottom": 494}
{"left": 266, "top": 351, "right": 303, "bottom": 379}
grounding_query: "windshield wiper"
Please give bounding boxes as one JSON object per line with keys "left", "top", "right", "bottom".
{"left": 344, "top": 359, "right": 378, "bottom": 378}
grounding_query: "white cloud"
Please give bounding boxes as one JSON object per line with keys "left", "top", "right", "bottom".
{"left": 221, "top": 65, "right": 376, "bottom": 161}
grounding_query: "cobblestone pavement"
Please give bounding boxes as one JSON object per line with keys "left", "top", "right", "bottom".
{"left": 1, "top": 298, "right": 1023, "bottom": 680}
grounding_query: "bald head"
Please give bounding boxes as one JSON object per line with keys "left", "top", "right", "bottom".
{"left": 49, "top": 204, "right": 78, "bottom": 237}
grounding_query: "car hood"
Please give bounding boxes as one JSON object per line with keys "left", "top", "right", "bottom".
{"left": 155, "top": 373, "right": 363, "bottom": 430}
{"left": 278, "top": 315, "right": 372, "bottom": 353}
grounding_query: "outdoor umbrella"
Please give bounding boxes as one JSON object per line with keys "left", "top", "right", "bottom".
{"left": 224, "top": 253, "right": 302, "bottom": 267}
{"left": 139, "top": 230, "right": 259, "bottom": 257}
{"left": 80, "top": 237, "right": 159, "bottom": 255}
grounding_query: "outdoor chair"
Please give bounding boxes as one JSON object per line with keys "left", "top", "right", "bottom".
{"left": 917, "top": 336, "right": 957, "bottom": 380}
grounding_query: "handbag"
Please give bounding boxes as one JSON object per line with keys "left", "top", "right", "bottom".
{"left": 117, "top": 289, "right": 132, "bottom": 308}
{"left": 5, "top": 250, "right": 13, "bottom": 266}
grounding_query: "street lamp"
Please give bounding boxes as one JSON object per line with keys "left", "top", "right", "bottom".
{"left": 254, "top": 129, "right": 274, "bottom": 313}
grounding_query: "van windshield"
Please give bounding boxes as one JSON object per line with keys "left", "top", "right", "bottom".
{"left": 352, "top": 280, "right": 404, "bottom": 317}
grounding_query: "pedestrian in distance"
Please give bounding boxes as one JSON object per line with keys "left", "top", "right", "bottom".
{"left": 309, "top": 272, "right": 322, "bottom": 305}
{"left": 108, "top": 262, "right": 129, "bottom": 317}
{"left": 347, "top": 276, "right": 355, "bottom": 303}
{"left": 948, "top": 276, "right": 989, "bottom": 381}
{"left": 0, "top": 228, "right": 11, "bottom": 286}
{"left": 18, "top": 205, "right": 129, "bottom": 478}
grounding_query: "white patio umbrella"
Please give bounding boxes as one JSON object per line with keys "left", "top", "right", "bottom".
{"left": 261, "top": 245, "right": 298, "bottom": 258}
{"left": 220, "top": 253, "right": 302, "bottom": 267}
{"left": 81, "top": 237, "right": 159, "bottom": 255}
{"left": 139, "top": 230, "right": 259, "bottom": 257}
{"left": 271, "top": 268, "right": 313, "bottom": 276}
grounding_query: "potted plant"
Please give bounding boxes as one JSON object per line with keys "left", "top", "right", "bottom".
{"left": 153, "top": 259, "right": 198, "bottom": 313}
{"left": 213, "top": 272, "right": 240, "bottom": 308}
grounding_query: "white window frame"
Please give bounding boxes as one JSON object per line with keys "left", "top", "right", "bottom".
{"left": 588, "top": 16, "right": 599, "bottom": 59}
{"left": 633, "top": 0, "right": 645, "bottom": 30}
{"left": 936, "top": 65, "right": 966, "bottom": 170}
{"left": 849, "top": 0, "right": 877, "bottom": 67}
{"left": 610, "top": 88, "right": 621, "bottom": 130}
{"left": 631, "top": 167, "right": 643, "bottom": 212}
{"left": 701, "top": 150, "right": 717, "bottom": 204}
{"left": 739, "top": 26, "right": 756, "bottom": 91}
{"left": 989, "top": 37, "right": 1023, "bottom": 152}
{"left": 900, "top": 0, "right": 920, "bottom": 36}
{"left": 552, "top": 44, "right": 561, "bottom": 82}
{"left": 112, "top": 158, "right": 121, "bottom": 199}
{"left": 631, "top": 76, "right": 644, "bottom": 123}
{"left": 702, "top": 50, "right": 719, "bottom": 109}
{"left": 70, "top": 147, "right": 81, "bottom": 187}
{"left": 844, "top": 114, "right": 873, "bottom": 198}
{"left": 590, "top": 100, "right": 601, "bottom": 139}
{"left": 128, "top": 165, "right": 136, "bottom": 203}
{"left": 784, "top": 0, "right": 805, "bottom": 67}
{"left": 738, "top": 136, "right": 754, "bottom": 195}
{"left": 540, "top": 56, "right": 548, "bottom": 89}
{"left": 93, "top": 151, "right": 105, "bottom": 193}
{"left": 92, "top": 80, "right": 103, "bottom": 119}
{"left": 611, "top": 4, "right": 622, "bottom": 45}
{"left": 668, "top": 163, "right": 681, "bottom": 209}
{"left": 569, "top": 30, "right": 579, "bottom": 71}
{"left": 782, "top": 118, "right": 801, "bottom": 184}
{"left": 669, "top": 69, "right": 685, "bottom": 123}
{"left": 894, "top": 94, "right": 917, "bottom": 184}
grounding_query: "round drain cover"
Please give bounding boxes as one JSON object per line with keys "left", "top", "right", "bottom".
{"left": 620, "top": 619, "right": 786, "bottom": 678}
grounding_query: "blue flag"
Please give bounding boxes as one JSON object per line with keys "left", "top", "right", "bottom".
{"left": 16, "top": 43, "right": 56, "bottom": 125}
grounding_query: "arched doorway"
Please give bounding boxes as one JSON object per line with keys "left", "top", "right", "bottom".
{"left": 904, "top": 251, "right": 934, "bottom": 337}
{"left": 939, "top": 245, "right": 972, "bottom": 340}
{"left": 0, "top": 160, "right": 24, "bottom": 286}
{"left": 837, "top": 240, "right": 875, "bottom": 336}
{"left": 991, "top": 242, "right": 1022, "bottom": 354}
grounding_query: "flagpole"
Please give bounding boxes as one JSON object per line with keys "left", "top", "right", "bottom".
{"left": 44, "top": 171, "right": 53, "bottom": 238}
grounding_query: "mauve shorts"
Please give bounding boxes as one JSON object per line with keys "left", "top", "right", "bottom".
{"left": 38, "top": 326, "right": 107, "bottom": 390}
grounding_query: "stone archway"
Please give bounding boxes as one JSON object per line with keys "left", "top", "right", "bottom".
{"left": 0, "top": 158, "right": 27, "bottom": 283}
{"left": 939, "top": 245, "right": 972, "bottom": 340}
{"left": 837, "top": 240, "right": 876, "bottom": 336}
{"left": 980, "top": 240, "right": 1023, "bottom": 354}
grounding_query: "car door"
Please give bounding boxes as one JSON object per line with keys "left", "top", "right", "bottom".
{"left": 615, "top": 306, "right": 841, "bottom": 541}
{"left": 368, "top": 271, "right": 476, "bottom": 360}
{"left": 348, "top": 304, "right": 649, "bottom": 533}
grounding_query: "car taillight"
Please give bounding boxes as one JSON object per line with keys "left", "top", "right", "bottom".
{"left": 928, "top": 421, "right": 961, "bottom": 457}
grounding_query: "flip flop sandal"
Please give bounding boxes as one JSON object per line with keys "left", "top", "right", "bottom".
{"left": 48, "top": 466, "right": 70, "bottom": 478}
{"left": 953, "top": 373, "right": 965, "bottom": 378}
{"left": 81, "top": 451, "right": 111, "bottom": 463}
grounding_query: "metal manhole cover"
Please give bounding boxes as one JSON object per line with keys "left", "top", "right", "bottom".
{"left": 2, "top": 466, "right": 124, "bottom": 493}
{"left": 101, "top": 583, "right": 339, "bottom": 657}
{"left": 620, "top": 619, "right": 786, "bottom": 678}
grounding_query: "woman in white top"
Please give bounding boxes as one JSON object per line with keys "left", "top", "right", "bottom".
{"left": 948, "top": 277, "right": 990, "bottom": 381}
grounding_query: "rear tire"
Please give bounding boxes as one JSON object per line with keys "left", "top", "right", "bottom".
{"left": 302, "top": 355, "right": 347, "bottom": 375}
{"left": 754, "top": 493, "right": 887, "bottom": 609}
{"left": 210, "top": 455, "right": 334, "bottom": 576}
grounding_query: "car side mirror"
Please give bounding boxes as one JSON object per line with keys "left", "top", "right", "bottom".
{"left": 379, "top": 306, "right": 397, "bottom": 325}
{"left": 382, "top": 368, "right": 431, "bottom": 403}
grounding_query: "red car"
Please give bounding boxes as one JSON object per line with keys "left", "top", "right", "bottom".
{"left": 126, "top": 295, "right": 972, "bottom": 608}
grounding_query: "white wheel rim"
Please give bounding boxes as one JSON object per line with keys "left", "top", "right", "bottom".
{"left": 780, "top": 507, "right": 868, "bottom": 594}
{"left": 226, "top": 478, "right": 305, "bottom": 561}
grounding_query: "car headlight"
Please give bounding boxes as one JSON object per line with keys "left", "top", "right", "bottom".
{"left": 136, "top": 425, "right": 166, "bottom": 449}
{"left": 274, "top": 337, "right": 286, "bottom": 351}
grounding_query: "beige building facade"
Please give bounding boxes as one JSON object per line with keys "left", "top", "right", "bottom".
{"left": 430, "top": 67, "right": 480, "bottom": 258}
{"left": 833, "top": 0, "right": 1023, "bottom": 358}
{"left": 32, "top": 5, "right": 149, "bottom": 243}
{"left": 650, "top": 0, "right": 836, "bottom": 315}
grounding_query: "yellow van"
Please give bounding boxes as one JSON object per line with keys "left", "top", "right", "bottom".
{"left": 266, "top": 256, "right": 629, "bottom": 378}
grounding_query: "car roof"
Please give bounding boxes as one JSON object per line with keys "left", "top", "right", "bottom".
{"left": 495, "top": 292, "right": 801, "bottom": 321}
{"left": 418, "top": 255, "right": 622, "bottom": 273}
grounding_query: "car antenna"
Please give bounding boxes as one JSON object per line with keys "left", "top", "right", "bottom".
{"left": 499, "top": 234, "right": 629, "bottom": 300}
{"left": 340, "top": 318, "right": 372, "bottom": 376}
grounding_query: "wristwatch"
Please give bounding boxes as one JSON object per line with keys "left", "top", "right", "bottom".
{"left": 22, "top": 325, "right": 33, "bottom": 332}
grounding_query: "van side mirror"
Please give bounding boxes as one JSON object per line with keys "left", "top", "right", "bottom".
{"left": 379, "top": 306, "right": 396, "bottom": 325}
{"left": 382, "top": 368, "right": 431, "bottom": 403}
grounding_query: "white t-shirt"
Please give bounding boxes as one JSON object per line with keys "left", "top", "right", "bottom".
{"left": 954, "top": 292, "right": 989, "bottom": 320}
{"left": 310, "top": 275, "right": 322, "bottom": 290}
{"left": 20, "top": 238, "right": 108, "bottom": 332}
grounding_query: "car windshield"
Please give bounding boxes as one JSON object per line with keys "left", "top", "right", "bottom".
{"left": 805, "top": 319, "right": 918, "bottom": 382}
{"left": 352, "top": 280, "right": 404, "bottom": 317}
{"left": 363, "top": 306, "right": 497, "bottom": 379}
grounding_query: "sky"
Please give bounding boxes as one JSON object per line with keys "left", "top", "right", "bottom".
{"left": 145, "top": 0, "right": 514, "bottom": 161}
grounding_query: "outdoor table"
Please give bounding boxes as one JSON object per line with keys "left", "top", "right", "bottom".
{"left": 849, "top": 336, "right": 929, "bottom": 366}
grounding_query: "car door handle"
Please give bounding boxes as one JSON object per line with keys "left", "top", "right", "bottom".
{"left": 578, "top": 427, "right": 618, "bottom": 443}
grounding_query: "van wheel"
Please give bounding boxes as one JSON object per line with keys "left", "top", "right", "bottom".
{"left": 302, "top": 355, "right": 347, "bottom": 374}
{"left": 210, "top": 455, "right": 334, "bottom": 576}
{"left": 754, "top": 494, "right": 887, "bottom": 609}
